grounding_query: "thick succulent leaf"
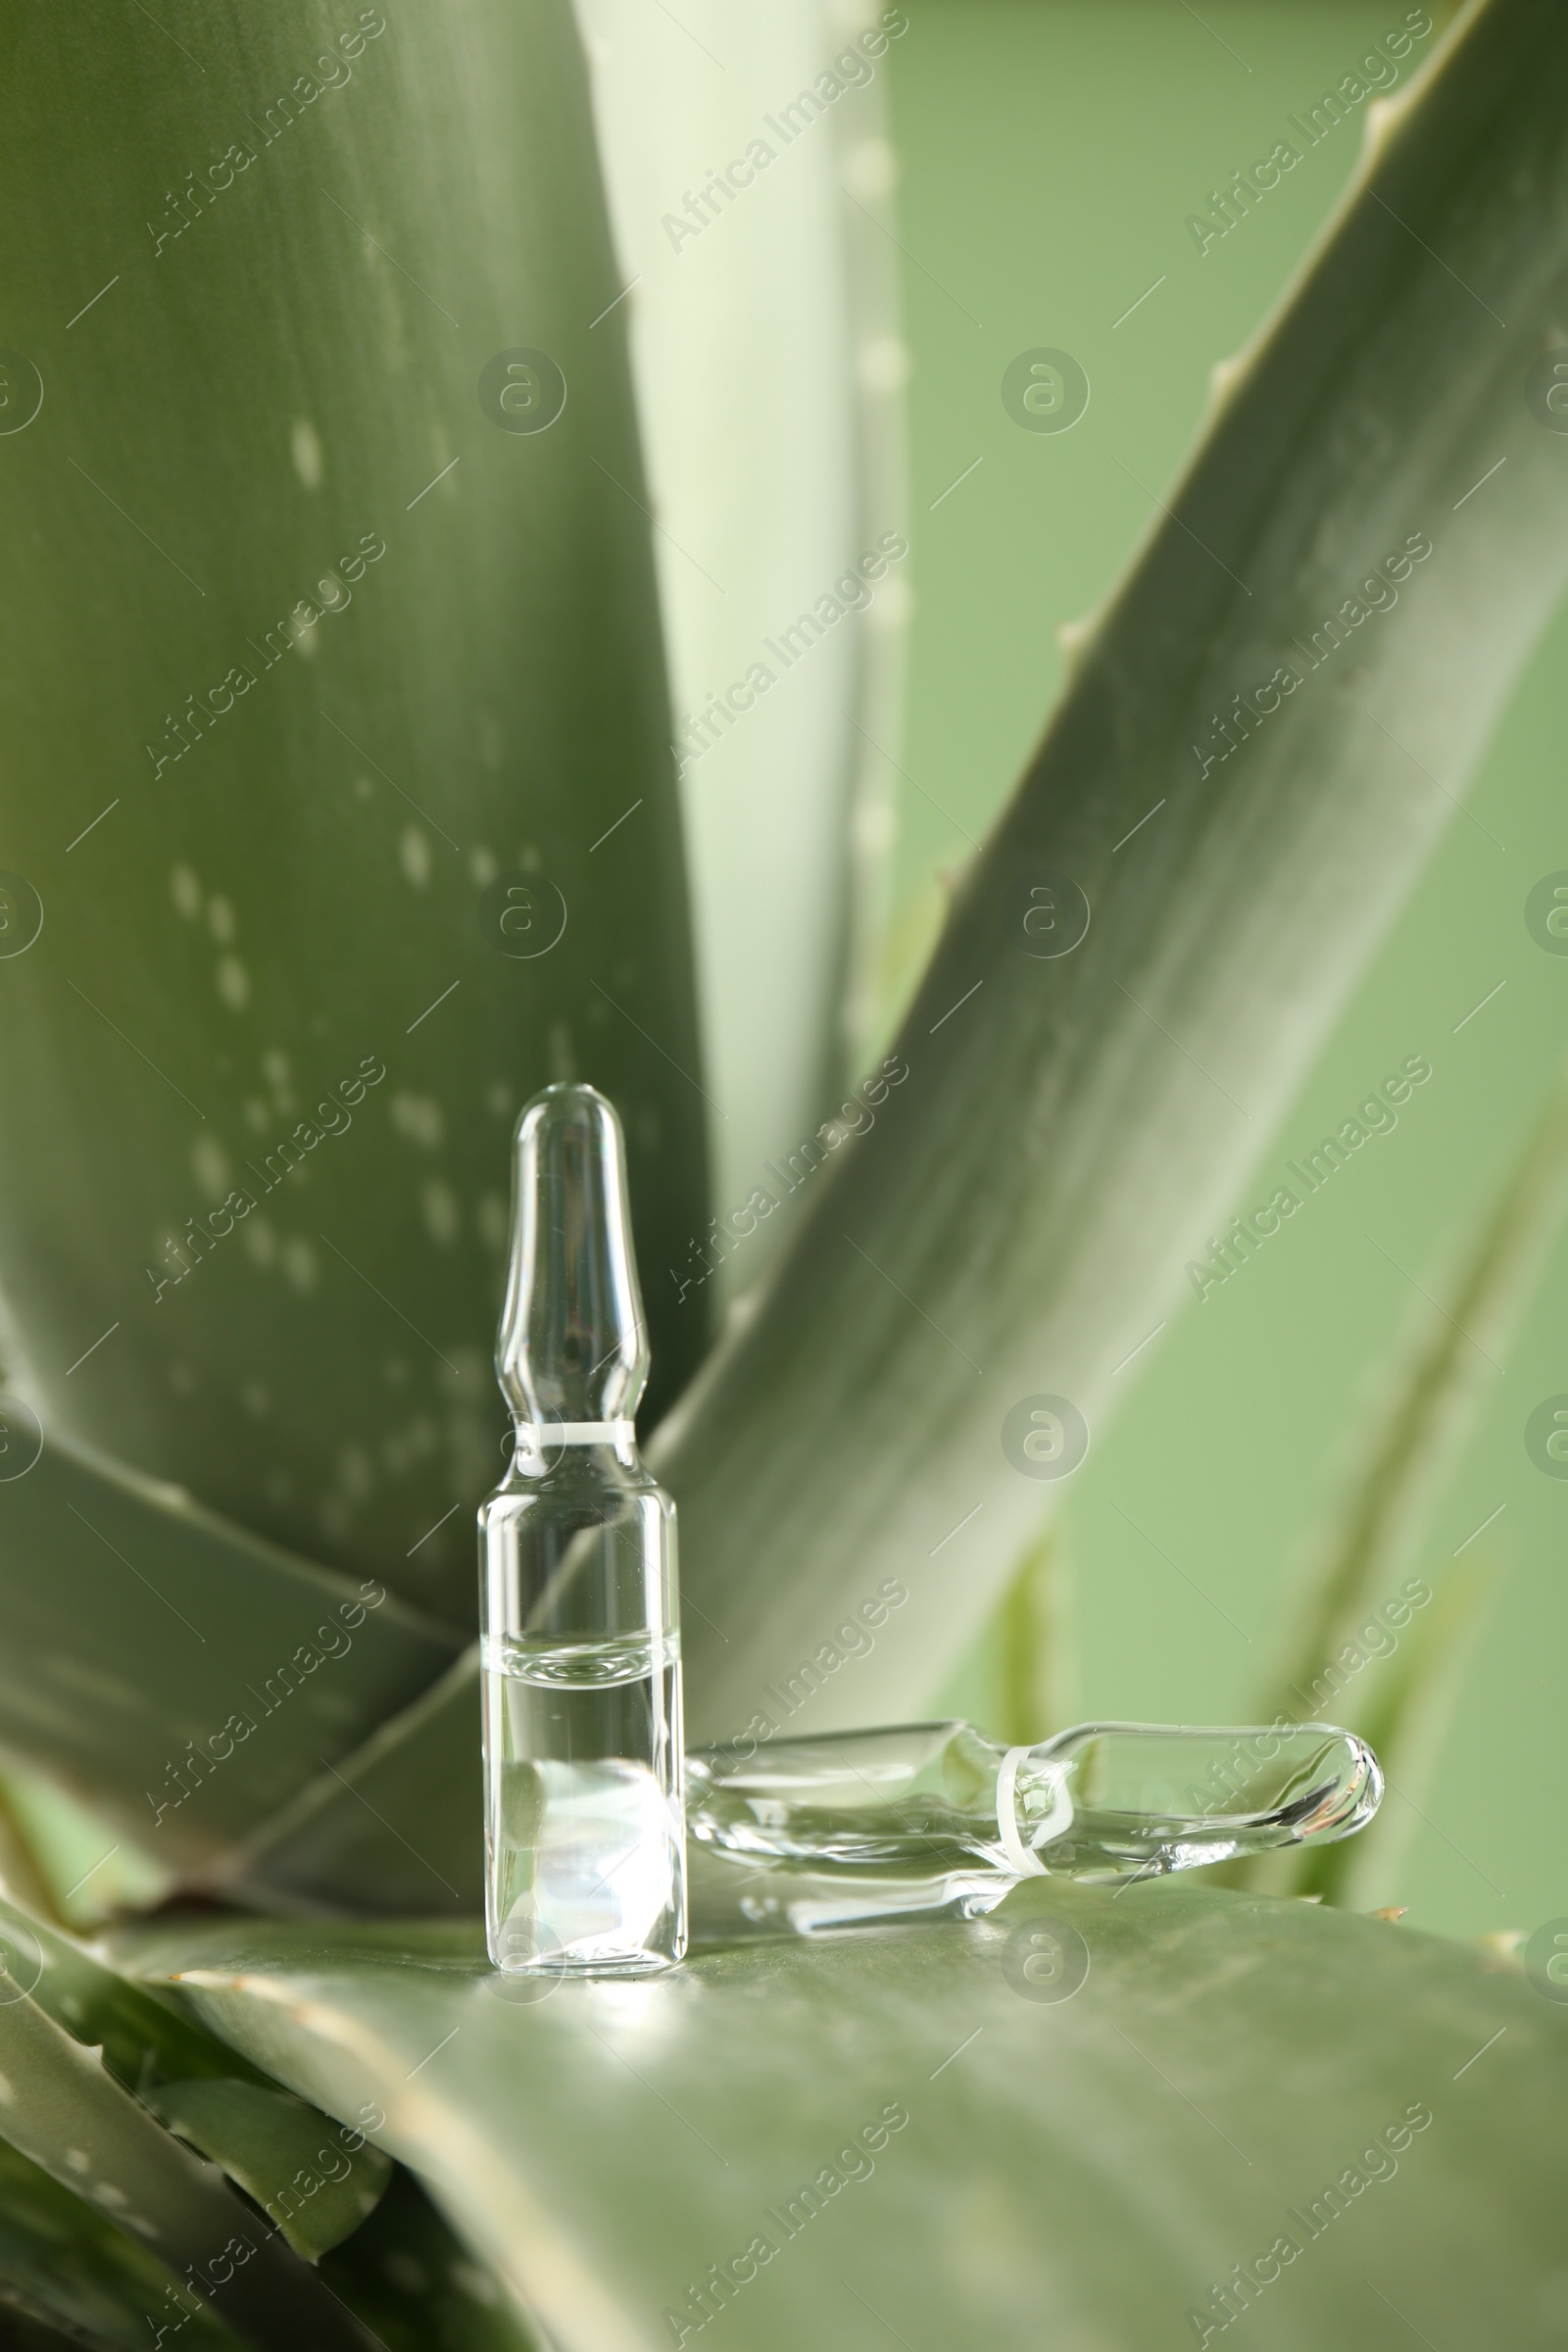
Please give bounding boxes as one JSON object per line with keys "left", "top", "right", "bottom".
{"left": 317, "top": 2165, "right": 542, "bottom": 2352}
{"left": 579, "top": 0, "right": 909, "bottom": 1225}
{"left": 116, "top": 1886, "right": 1566, "bottom": 2351}
{"left": 0, "top": 2317, "right": 111, "bottom": 2352}
{"left": 635, "top": 0, "right": 1568, "bottom": 1740}
{"left": 0, "top": 2302, "right": 133, "bottom": 2352}
{"left": 0, "top": 2131, "right": 239, "bottom": 2352}
{"left": 0, "top": 1888, "right": 270, "bottom": 2095}
{"left": 0, "top": 0, "right": 707, "bottom": 1628}
{"left": 0, "top": 1431, "right": 458, "bottom": 1874}
{"left": 216, "top": 1651, "right": 480, "bottom": 1916}
{"left": 0, "top": 1989, "right": 378, "bottom": 2350}
{"left": 0, "top": 1892, "right": 513, "bottom": 2338}
{"left": 141, "top": 2079, "right": 389, "bottom": 2261}
{"left": 0, "top": 1897, "right": 390, "bottom": 2263}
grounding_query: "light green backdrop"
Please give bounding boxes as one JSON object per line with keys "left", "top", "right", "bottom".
{"left": 887, "top": 0, "right": 1563, "bottom": 1938}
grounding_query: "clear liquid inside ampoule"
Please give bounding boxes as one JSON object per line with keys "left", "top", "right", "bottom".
{"left": 481, "top": 1466, "right": 685, "bottom": 1977}
{"left": 483, "top": 1629, "right": 683, "bottom": 1972}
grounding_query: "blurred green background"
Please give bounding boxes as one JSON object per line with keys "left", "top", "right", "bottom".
{"left": 886, "top": 0, "right": 1562, "bottom": 1939}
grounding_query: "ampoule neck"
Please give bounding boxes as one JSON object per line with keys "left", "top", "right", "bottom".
{"left": 497, "top": 1083, "right": 649, "bottom": 1427}
{"left": 505, "top": 1419, "right": 645, "bottom": 1485}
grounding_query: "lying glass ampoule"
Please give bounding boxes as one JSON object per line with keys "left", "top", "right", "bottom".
{"left": 479, "top": 1083, "right": 685, "bottom": 1976}
{"left": 684, "top": 1718, "right": 1380, "bottom": 1937}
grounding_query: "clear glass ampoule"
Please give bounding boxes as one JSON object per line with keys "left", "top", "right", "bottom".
{"left": 479, "top": 1083, "right": 685, "bottom": 1976}
{"left": 685, "top": 1718, "right": 1380, "bottom": 1936}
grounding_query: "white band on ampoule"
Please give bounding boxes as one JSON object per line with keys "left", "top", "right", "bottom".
{"left": 995, "top": 1748, "right": 1074, "bottom": 1878}
{"left": 515, "top": 1420, "right": 634, "bottom": 1447}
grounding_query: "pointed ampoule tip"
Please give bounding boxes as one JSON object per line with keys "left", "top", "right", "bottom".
{"left": 497, "top": 1082, "right": 648, "bottom": 1430}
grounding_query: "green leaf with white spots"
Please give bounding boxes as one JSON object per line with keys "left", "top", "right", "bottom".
{"left": 1, "top": 1882, "right": 389, "bottom": 2266}
{"left": 0, "top": 1985, "right": 379, "bottom": 2349}
{"left": 0, "top": 2130, "right": 239, "bottom": 2352}
{"left": 0, "top": 1, "right": 1560, "bottom": 2340}
{"left": 142, "top": 2078, "right": 391, "bottom": 2260}
{"left": 0, "top": 1430, "right": 459, "bottom": 1875}
{"left": 0, "top": 0, "right": 708, "bottom": 1629}
{"left": 0, "top": 1891, "right": 501, "bottom": 2338}
{"left": 316, "top": 2165, "right": 542, "bottom": 2352}
{"left": 214, "top": 1648, "right": 481, "bottom": 1916}
{"left": 114, "top": 1884, "right": 1568, "bottom": 2352}
{"left": 0, "top": 1887, "right": 270, "bottom": 2095}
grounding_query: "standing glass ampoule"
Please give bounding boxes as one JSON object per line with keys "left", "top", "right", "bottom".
{"left": 480, "top": 1082, "right": 686, "bottom": 1976}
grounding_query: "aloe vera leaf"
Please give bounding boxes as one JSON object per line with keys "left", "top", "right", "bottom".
{"left": 0, "top": 1989, "right": 380, "bottom": 2351}
{"left": 0, "top": 2300, "right": 127, "bottom": 2352}
{"left": 1252, "top": 1066, "right": 1568, "bottom": 1740}
{"left": 638, "top": 0, "right": 1568, "bottom": 1740}
{"left": 0, "top": 1893, "right": 391, "bottom": 2259}
{"left": 142, "top": 2079, "right": 390, "bottom": 2261}
{"left": 213, "top": 1649, "right": 481, "bottom": 1916}
{"left": 578, "top": 0, "right": 909, "bottom": 1214}
{"left": 117, "top": 1886, "right": 1568, "bottom": 2352}
{"left": 0, "top": 2130, "right": 239, "bottom": 2352}
{"left": 317, "top": 2165, "right": 543, "bottom": 2352}
{"left": 0, "top": 0, "right": 707, "bottom": 1627}
{"left": 0, "top": 2315, "right": 117, "bottom": 2352}
{"left": 0, "top": 1773, "right": 170, "bottom": 1936}
{"left": 0, "top": 1431, "right": 459, "bottom": 1873}
{"left": 0, "top": 1889, "right": 272, "bottom": 2097}
{"left": 0, "top": 1900, "right": 503, "bottom": 2342}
